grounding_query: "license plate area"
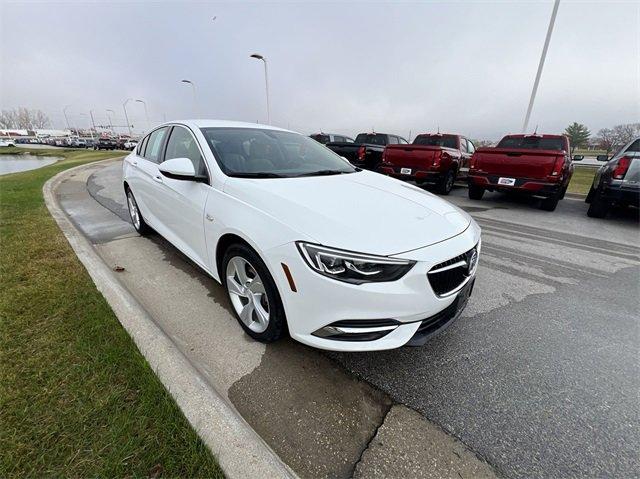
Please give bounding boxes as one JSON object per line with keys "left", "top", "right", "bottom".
{"left": 400, "top": 168, "right": 412, "bottom": 175}
{"left": 498, "top": 177, "right": 516, "bottom": 186}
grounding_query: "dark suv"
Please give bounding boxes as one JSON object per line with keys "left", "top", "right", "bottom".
{"left": 94, "top": 138, "right": 116, "bottom": 150}
{"left": 586, "top": 137, "right": 640, "bottom": 218}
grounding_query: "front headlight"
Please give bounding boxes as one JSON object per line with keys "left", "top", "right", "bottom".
{"left": 296, "top": 242, "right": 415, "bottom": 284}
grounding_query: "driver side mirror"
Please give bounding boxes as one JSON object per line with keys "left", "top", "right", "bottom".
{"left": 159, "top": 157, "right": 207, "bottom": 182}
{"left": 596, "top": 155, "right": 609, "bottom": 162}
{"left": 572, "top": 155, "right": 584, "bottom": 161}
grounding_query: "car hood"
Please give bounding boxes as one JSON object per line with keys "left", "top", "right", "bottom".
{"left": 223, "top": 170, "right": 471, "bottom": 256}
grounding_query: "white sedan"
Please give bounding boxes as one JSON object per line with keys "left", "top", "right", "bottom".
{"left": 0, "top": 139, "right": 16, "bottom": 147}
{"left": 122, "top": 120, "right": 480, "bottom": 351}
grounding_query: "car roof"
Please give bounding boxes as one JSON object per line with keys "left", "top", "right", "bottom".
{"left": 160, "top": 119, "right": 294, "bottom": 133}
{"left": 502, "top": 134, "right": 565, "bottom": 139}
{"left": 416, "top": 132, "right": 460, "bottom": 137}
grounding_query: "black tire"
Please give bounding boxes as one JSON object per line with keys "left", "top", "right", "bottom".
{"left": 468, "top": 184, "right": 485, "bottom": 200}
{"left": 540, "top": 194, "right": 560, "bottom": 211}
{"left": 585, "top": 185, "right": 596, "bottom": 204}
{"left": 222, "top": 243, "right": 287, "bottom": 343}
{"left": 587, "top": 189, "right": 609, "bottom": 218}
{"left": 125, "top": 187, "right": 152, "bottom": 235}
{"left": 437, "top": 170, "right": 455, "bottom": 195}
{"left": 559, "top": 184, "right": 568, "bottom": 200}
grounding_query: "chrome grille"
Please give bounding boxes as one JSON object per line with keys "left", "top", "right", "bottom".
{"left": 427, "top": 246, "right": 478, "bottom": 297}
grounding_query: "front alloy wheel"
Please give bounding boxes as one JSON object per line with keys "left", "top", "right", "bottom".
{"left": 226, "top": 256, "right": 270, "bottom": 333}
{"left": 222, "top": 244, "right": 287, "bottom": 343}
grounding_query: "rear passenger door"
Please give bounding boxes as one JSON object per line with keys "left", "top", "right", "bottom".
{"left": 134, "top": 126, "right": 170, "bottom": 229}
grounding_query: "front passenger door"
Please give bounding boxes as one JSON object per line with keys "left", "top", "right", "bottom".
{"left": 153, "top": 126, "right": 211, "bottom": 269}
{"left": 458, "top": 138, "right": 472, "bottom": 178}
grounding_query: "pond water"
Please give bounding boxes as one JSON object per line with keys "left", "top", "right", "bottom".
{"left": 0, "top": 155, "right": 60, "bottom": 175}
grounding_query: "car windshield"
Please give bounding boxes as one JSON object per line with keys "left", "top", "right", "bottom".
{"left": 413, "top": 135, "right": 457, "bottom": 148}
{"left": 497, "top": 136, "right": 565, "bottom": 150}
{"left": 200, "top": 127, "right": 358, "bottom": 178}
{"left": 354, "top": 134, "right": 387, "bottom": 145}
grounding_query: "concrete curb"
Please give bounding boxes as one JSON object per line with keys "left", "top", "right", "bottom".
{"left": 43, "top": 160, "right": 297, "bottom": 479}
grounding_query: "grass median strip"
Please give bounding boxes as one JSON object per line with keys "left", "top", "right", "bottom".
{"left": 0, "top": 148, "right": 222, "bottom": 478}
{"left": 568, "top": 166, "right": 596, "bottom": 195}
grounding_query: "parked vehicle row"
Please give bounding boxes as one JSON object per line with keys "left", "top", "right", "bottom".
{"left": 123, "top": 120, "right": 481, "bottom": 352}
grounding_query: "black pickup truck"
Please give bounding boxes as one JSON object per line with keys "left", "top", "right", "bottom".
{"left": 327, "top": 133, "right": 408, "bottom": 170}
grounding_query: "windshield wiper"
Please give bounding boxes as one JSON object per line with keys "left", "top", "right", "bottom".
{"left": 294, "top": 169, "right": 355, "bottom": 177}
{"left": 228, "top": 172, "right": 286, "bottom": 178}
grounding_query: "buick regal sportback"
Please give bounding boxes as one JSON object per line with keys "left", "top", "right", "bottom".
{"left": 122, "top": 120, "right": 481, "bottom": 351}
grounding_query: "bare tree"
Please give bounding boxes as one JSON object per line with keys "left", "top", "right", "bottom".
{"left": 472, "top": 139, "right": 495, "bottom": 148}
{"left": 612, "top": 123, "right": 640, "bottom": 147}
{"left": 0, "top": 108, "right": 51, "bottom": 129}
{"left": 596, "top": 128, "right": 616, "bottom": 154}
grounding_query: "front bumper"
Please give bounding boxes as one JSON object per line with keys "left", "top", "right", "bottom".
{"left": 263, "top": 221, "right": 481, "bottom": 352}
{"left": 469, "top": 173, "right": 562, "bottom": 197}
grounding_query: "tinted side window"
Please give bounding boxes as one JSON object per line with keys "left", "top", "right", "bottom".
{"left": 144, "top": 127, "right": 169, "bottom": 163}
{"left": 137, "top": 135, "right": 149, "bottom": 156}
{"left": 459, "top": 138, "right": 468, "bottom": 153}
{"left": 165, "top": 126, "right": 207, "bottom": 177}
{"left": 388, "top": 136, "right": 398, "bottom": 145}
{"left": 625, "top": 139, "right": 640, "bottom": 153}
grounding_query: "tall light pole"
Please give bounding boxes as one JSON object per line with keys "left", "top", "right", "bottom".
{"left": 135, "top": 99, "right": 150, "bottom": 131}
{"left": 63, "top": 105, "right": 72, "bottom": 132}
{"left": 88, "top": 110, "right": 97, "bottom": 140}
{"left": 106, "top": 109, "right": 115, "bottom": 133}
{"left": 250, "top": 53, "right": 270, "bottom": 124}
{"left": 122, "top": 98, "right": 133, "bottom": 136}
{"left": 181, "top": 80, "right": 197, "bottom": 116}
{"left": 522, "top": 0, "right": 561, "bottom": 133}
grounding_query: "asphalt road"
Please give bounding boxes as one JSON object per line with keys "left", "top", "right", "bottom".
{"left": 76, "top": 161, "right": 639, "bottom": 478}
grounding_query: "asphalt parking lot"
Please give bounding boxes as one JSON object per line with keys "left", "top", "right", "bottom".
{"left": 62, "top": 160, "right": 638, "bottom": 478}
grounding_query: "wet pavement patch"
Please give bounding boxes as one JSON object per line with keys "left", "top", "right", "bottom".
{"left": 228, "top": 340, "right": 392, "bottom": 479}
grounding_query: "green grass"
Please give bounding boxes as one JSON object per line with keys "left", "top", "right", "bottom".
{"left": 573, "top": 148, "right": 606, "bottom": 156}
{"left": 0, "top": 148, "right": 223, "bottom": 478}
{"left": 567, "top": 166, "right": 596, "bottom": 196}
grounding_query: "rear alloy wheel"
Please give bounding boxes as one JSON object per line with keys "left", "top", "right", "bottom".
{"left": 126, "top": 188, "right": 151, "bottom": 235}
{"left": 587, "top": 188, "right": 609, "bottom": 218}
{"left": 437, "top": 170, "right": 455, "bottom": 195}
{"left": 223, "top": 244, "right": 286, "bottom": 343}
{"left": 468, "top": 184, "right": 485, "bottom": 200}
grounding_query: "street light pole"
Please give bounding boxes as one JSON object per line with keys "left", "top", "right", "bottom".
{"left": 106, "top": 109, "right": 115, "bottom": 133}
{"left": 136, "top": 99, "right": 150, "bottom": 130}
{"left": 89, "top": 110, "right": 97, "bottom": 140}
{"left": 522, "top": 0, "right": 561, "bottom": 133}
{"left": 63, "top": 105, "right": 72, "bottom": 132}
{"left": 181, "top": 80, "right": 197, "bottom": 116}
{"left": 250, "top": 53, "right": 270, "bottom": 124}
{"left": 122, "top": 98, "right": 133, "bottom": 136}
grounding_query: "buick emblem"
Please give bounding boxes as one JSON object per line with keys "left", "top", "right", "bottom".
{"left": 467, "top": 249, "right": 478, "bottom": 276}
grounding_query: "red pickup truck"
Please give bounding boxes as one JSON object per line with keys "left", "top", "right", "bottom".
{"left": 468, "top": 134, "right": 573, "bottom": 211}
{"left": 378, "top": 133, "right": 474, "bottom": 195}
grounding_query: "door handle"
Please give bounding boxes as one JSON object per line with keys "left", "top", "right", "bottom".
{"left": 153, "top": 175, "right": 163, "bottom": 183}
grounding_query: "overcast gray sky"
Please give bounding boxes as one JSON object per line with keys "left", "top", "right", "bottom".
{"left": 1, "top": 0, "right": 638, "bottom": 139}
